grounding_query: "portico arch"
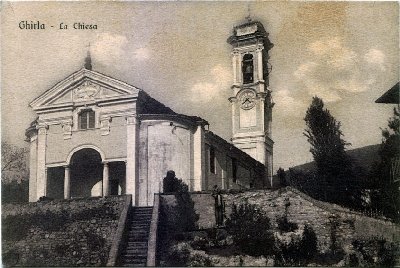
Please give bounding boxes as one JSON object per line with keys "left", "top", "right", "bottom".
{"left": 69, "top": 148, "right": 104, "bottom": 198}
{"left": 66, "top": 144, "right": 106, "bottom": 165}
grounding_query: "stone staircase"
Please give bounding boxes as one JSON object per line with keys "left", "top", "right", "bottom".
{"left": 120, "top": 206, "right": 153, "bottom": 267}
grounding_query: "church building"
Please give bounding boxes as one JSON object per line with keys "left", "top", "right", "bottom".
{"left": 25, "top": 19, "right": 274, "bottom": 206}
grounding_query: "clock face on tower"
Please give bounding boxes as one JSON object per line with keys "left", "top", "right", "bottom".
{"left": 238, "top": 89, "right": 256, "bottom": 110}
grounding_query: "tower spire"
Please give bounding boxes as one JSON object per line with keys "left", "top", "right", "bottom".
{"left": 84, "top": 43, "right": 92, "bottom": 70}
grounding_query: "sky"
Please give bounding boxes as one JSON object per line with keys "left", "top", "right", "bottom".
{"left": 1, "top": 1, "right": 399, "bottom": 171}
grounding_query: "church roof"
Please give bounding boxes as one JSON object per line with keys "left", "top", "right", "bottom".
{"left": 375, "top": 82, "right": 399, "bottom": 104}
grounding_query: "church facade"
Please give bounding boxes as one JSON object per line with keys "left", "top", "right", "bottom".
{"left": 26, "top": 19, "right": 274, "bottom": 205}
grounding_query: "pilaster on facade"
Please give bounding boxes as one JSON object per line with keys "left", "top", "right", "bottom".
{"left": 36, "top": 124, "right": 48, "bottom": 200}
{"left": 193, "top": 125, "right": 205, "bottom": 191}
{"left": 126, "top": 115, "right": 139, "bottom": 205}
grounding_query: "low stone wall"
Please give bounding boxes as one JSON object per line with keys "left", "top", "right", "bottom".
{"left": 2, "top": 195, "right": 128, "bottom": 267}
{"left": 222, "top": 187, "right": 400, "bottom": 252}
{"left": 159, "top": 188, "right": 399, "bottom": 254}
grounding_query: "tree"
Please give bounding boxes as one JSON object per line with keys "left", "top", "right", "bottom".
{"left": 225, "top": 202, "right": 275, "bottom": 257}
{"left": 1, "top": 142, "right": 29, "bottom": 203}
{"left": 370, "top": 108, "right": 400, "bottom": 222}
{"left": 1, "top": 141, "right": 28, "bottom": 183}
{"left": 303, "top": 97, "right": 361, "bottom": 207}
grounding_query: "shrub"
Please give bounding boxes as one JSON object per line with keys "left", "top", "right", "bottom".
{"left": 300, "top": 224, "right": 318, "bottom": 260}
{"left": 277, "top": 215, "right": 298, "bottom": 233}
{"left": 352, "top": 238, "right": 399, "bottom": 266}
{"left": 275, "top": 224, "right": 318, "bottom": 266}
{"left": 165, "top": 242, "right": 191, "bottom": 266}
{"left": 225, "top": 202, "right": 274, "bottom": 257}
{"left": 188, "top": 252, "right": 213, "bottom": 267}
{"left": 163, "top": 171, "right": 189, "bottom": 193}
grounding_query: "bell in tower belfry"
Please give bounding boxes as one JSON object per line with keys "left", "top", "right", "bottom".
{"left": 227, "top": 19, "right": 275, "bottom": 188}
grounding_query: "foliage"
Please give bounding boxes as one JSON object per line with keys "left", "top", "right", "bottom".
{"left": 163, "top": 172, "right": 189, "bottom": 193}
{"left": 225, "top": 202, "right": 274, "bottom": 257}
{"left": 275, "top": 224, "right": 318, "bottom": 266}
{"left": 352, "top": 238, "right": 398, "bottom": 266}
{"left": 369, "top": 108, "right": 400, "bottom": 222}
{"left": 1, "top": 142, "right": 28, "bottom": 173}
{"left": 165, "top": 242, "right": 191, "bottom": 266}
{"left": 301, "top": 224, "right": 318, "bottom": 259}
{"left": 304, "top": 97, "right": 362, "bottom": 208}
{"left": 1, "top": 142, "right": 29, "bottom": 203}
{"left": 276, "top": 215, "right": 298, "bottom": 233}
{"left": 277, "top": 167, "right": 287, "bottom": 187}
{"left": 2, "top": 180, "right": 29, "bottom": 203}
{"left": 2, "top": 205, "right": 118, "bottom": 241}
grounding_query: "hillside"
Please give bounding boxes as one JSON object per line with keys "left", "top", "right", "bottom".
{"left": 290, "top": 144, "right": 380, "bottom": 173}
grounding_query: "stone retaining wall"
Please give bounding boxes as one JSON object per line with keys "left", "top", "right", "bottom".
{"left": 159, "top": 188, "right": 399, "bottom": 253}
{"left": 2, "top": 195, "right": 128, "bottom": 267}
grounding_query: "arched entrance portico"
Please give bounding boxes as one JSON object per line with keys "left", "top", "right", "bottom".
{"left": 58, "top": 146, "right": 126, "bottom": 199}
{"left": 69, "top": 148, "right": 103, "bottom": 198}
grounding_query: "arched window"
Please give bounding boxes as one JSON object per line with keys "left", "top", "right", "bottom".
{"left": 242, "top": 54, "right": 254, "bottom": 84}
{"left": 79, "top": 109, "right": 95, "bottom": 129}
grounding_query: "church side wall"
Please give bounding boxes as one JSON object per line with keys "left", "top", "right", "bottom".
{"left": 138, "top": 120, "right": 193, "bottom": 206}
{"left": 204, "top": 134, "right": 266, "bottom": 191}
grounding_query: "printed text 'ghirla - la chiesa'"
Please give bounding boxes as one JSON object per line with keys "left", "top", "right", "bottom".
{"left": 25, "top": 18, "right": 275, "bottom": 206}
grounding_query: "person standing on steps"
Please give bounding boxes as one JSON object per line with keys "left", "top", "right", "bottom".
{"left": 212, "top": 185, "right": 225, "bottom": 227}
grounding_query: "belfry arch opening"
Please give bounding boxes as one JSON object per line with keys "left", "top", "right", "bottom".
{"left": 70, "top": 148, "right": 103, "bottom": 198}
{"left": 242, "top": 53, "right": 254, "bottom": 84}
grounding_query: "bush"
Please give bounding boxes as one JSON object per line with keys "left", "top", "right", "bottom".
{"left": 165, "top": 242, "right": 191, "bottom": 266}
{"left": 275, "top": 224, "right": 318, "bottom": 266}
{"left": 352, "top": 238, "right": 399, "bottom": 266}
{"left": 277, "top": 215, "right": 298, "bottom": 233}
{"left": 163, "top": 171, "right": 189, "bottom": 193}
{"left": 300, "top": 224, "right": 318, "bottom": 260}
{"left": 225, "top": 202, "right": 274, "bottom": 257}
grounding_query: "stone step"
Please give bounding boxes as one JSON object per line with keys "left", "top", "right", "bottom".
{"left": 123, "top": 252, "right": 147, "bottom": 258}
{"left": 129, "top": 224, "right": 150, "bottom": 230}
{"left": 128, "top": 228, "right": 150, "bottom": 235}
{"left": 128, "top": 237, "right": 149, "bottom": 242}
{"left": 133, "top": 211, "right": 153, "bottom": 214}
{"left": 124, "top": 247, "right": 147, "bottom": 252}
{"left": 126, "top": 242, "right": 147, "bottom": 247}
{"left": 127, "top": 235, "right": 149, "bottom": 239}
{"left": 122, "top": 256, "right": 147, "bottom": 262}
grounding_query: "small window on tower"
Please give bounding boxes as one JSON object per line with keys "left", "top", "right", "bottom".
{"left": 79, "top": 109, "right": 95, "bottom": 130}
{"left": 242, "top": 54, "right": 254, "bottom": 84}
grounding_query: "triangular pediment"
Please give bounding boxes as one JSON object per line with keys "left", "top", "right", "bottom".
{"left": 30, "top": 68, "right": 140, "bottom": 110}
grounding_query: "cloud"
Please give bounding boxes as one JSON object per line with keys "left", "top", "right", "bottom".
{"left": 190, "top": 64, "right": 231, "bottom": 102}
{"left": 133, "top": 47, "right": 150, "bottom": 60}
{"left": 92, "top": 33, "right": 128, "bottom": 65}
{"left": 364, "top": 48, "right": 385, "bottom": 70}
{"left": 91, "top": 33, "right": 152, "bottom": 66}
{"left": 274, "top": 89, "right": 308, "bottom": 116}
{"left": 293, "top": 37, "right": 385, "bottom": 103}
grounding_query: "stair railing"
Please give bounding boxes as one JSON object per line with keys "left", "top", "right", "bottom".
{"left": 107, "top": 194, "right": 132, "bottom": 266}
{"left": 147, "top": 194, "right": 160, "bottom": 266}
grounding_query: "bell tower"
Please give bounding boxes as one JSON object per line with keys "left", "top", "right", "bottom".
{"left": 227, "top": 19, "right": 274, "bottom": 186}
